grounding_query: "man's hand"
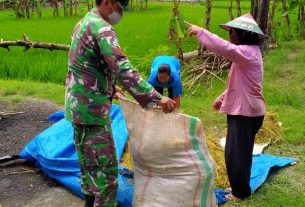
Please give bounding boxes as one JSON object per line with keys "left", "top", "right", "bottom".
{"left": 112, "top": 85, "right": 125, "bottom": 99}
{"left": 158, "top": 97, "right": 176, "bottom": 113}
{"left": 212, "top": 99, "right": 222, "bottom": 111}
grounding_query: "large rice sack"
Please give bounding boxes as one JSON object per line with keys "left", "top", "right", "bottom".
{"left": 119, "top": 98, "right": 217, "bottom": 207}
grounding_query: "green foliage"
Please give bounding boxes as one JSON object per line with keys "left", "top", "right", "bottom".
{"left": 0, "top": 1, "right": 302, "bottom": 83}
{"left": 287, "top": 0, "right": 305, "bottom": 11}
{"left": 170, "top": 12, "right": 188, "bottom": 40}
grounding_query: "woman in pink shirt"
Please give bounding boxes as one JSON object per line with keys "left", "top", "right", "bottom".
{"left": 187, "top": 14, "right": 267, "bottom": 200}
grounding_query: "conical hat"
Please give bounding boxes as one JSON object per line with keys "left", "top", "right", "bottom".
{"left": 220, "top": 13, "right": 268, "bottom": 39}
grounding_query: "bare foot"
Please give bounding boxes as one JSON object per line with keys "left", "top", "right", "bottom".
{"left": 225, "top": 193, "right": 237, "bottom": 201}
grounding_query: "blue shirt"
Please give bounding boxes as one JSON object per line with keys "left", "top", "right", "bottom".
{"left": 147, "top": 56, "right": 183, "bottom": 97}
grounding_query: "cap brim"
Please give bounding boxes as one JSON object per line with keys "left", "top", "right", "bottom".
{"left": 219, "top": 24, "right": 268, "bottom": 39}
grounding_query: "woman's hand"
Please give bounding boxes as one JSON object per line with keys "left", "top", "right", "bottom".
{"left": 185, "top": 21, "right": 202, "bottom": 36}
{"left": 212, "top": 99, "right": 222, "bottom": 111}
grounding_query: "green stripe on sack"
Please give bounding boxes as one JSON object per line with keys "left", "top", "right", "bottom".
{"left": 189, "top": 117, "right": 213, "bottom": 206}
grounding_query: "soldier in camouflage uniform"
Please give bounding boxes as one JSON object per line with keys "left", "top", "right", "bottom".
{"left": 65, "top": 0, "right": 176, "bottom": 206}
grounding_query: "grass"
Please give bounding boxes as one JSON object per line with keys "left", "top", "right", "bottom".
{"left": 0, "top": 1, "right": 301, "bottom": 82}
{"left": 1, "top": 1, "right": 305, "bottom": 206}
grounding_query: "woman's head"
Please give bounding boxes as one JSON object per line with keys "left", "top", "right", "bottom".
{"left": 220, "top": 13, "right": 268, "bottom": 44}
{"left": 229, "top": 28, "right": 260, "bottom": 46}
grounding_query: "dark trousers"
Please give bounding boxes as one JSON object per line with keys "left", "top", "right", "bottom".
{"left": 225, "top": 115, "right": 264, "bottom": 199}
{"left": 155, "top": 86, "right": 173, "bottom": 99}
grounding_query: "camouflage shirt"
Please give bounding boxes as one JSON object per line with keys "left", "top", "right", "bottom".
{"left": 65, "top": 8, "right": 162, "bottom": 125}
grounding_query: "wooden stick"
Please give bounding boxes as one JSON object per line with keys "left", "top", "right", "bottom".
{"left": 0, "top": 40, "right": 70, "bottom": 51}
{"left": 0, "top": 112, "right": 25, "bottom": 117}
{"left": 206, "top": 70, "right": 226, "bottom": 84}
{"left": 0, "top": 34, "right": 69, "bottom": 51}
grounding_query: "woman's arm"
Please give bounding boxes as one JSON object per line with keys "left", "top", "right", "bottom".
{"left": 188, "top": 25, "right": 251, "bottom": 64}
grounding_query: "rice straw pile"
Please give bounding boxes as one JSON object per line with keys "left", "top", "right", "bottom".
{"left": 205, "top": 111, "right": 283, "bottom": 188}
{"left": 119, "top": 112, "right": 282, "bottom": 189}
{"left": 205, "top": 133, "right": 229, "bottom": 188}
{"left": 256, "top": 112, "right": 283, "bottom": 144}
{"left": 120, "top": 141, "right": 134, "bottom": 171}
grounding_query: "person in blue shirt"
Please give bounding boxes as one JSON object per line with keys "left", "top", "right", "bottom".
{"left": 148, "top": 56, "right": 182, "bottom": 108}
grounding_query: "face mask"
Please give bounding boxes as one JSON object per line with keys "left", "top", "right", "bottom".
{"left": 108, "top": 3, "right": 122, "bottom": 25}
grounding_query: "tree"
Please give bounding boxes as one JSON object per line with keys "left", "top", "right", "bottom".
{"left": 206, "top": 0, "right": 211, "bottom": 30}
{"left": 286, "top": 0, "right": 305, "bottom": 38}
{"left": 236, "top": 0, "right": 241, "bottom": 16}
{"left": 168, "top": 0, "right": 188, "bottom": 60}
{"left": 229, "top": 0, "right": 243, "bottom": 20}
{"left": 268, "top": 0, "right": 278, "bottom": 44}
{"left": 15, "top": 0, "right": 25, "bottom": 18}
{"left": 282, "top": 0, "right": 291, "bottom": 37}
{"left": 53, "top": 0, "right": 59, "bottom": 16}
{"left": 75, "top": 0, "right": 78, "bottom": 15}
{"left": 251, "top": 0, "right": 271, "bottom": 51}
{"left": 87, "top": 0, "right": 94, "bottom": 11}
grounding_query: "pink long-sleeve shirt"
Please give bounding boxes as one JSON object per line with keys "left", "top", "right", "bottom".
{"left": 196, "top": 29, "right": 266, "bottom": 117}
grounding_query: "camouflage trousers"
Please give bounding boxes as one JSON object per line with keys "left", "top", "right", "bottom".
{"left": 73, "top": 124, "right": 118, "bottom": 207}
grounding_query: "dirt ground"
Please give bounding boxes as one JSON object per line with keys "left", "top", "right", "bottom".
{"left": 0, "top": 98, "right": 83, "bottom": 207}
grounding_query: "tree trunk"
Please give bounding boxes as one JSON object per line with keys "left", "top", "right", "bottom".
{"left": 25, "top": 0, "right": 30, "bottom": 19}
{"left": 251, "top": 0, "right": 259, "bottom": 20}
{"left": 251, "top": 0, "right": 270, "bottom": 51}
{"left": 206, "top": 0, "right": 211, "bottom": 30}
{"left": 15, "top": 0, "right": 21, "bottom": 18}
{"left": 130, "top": 0, "right": 133, "bottom": 11}
{"left": 54, "top": 0, "right": 59, "bottom": 16}
{"left": 267, "top": 0, "right": 277, "bottom": 44}
{"left": 172, "top": 0, "right": 184, "bottom": 60}
{"left": 37, "top": 0, "right": 42, "bottom": 18}
{"left": 63, "top": 0, "right": 67, "bottom": 16}
{"left": 229, "top": 0, "right": 234, "bottom": 20}
{"left": 69, "top": 0, "right": 73, "bottom": 16}
{"left": 140, "top": 0, "right": 143, "bottom": 11}
{"left": 199, "top": 0, "right": 212, "bottom": 55}
{"left": 300, "top": 4, "right": 305, "bottom": 38}
{"left": 75, "top": 0, "right": 78, "bottom": 16}
{"left": 282, "top": 0, "right": 290, "bottom": 37}
{"left": 236, "top": 0, "right": 241, "bottom": 17}
{"left": 87, "top": 0, "right": 92, "bottom": 11}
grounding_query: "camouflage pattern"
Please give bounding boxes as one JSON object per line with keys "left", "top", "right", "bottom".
{"left": 65, "top": 8, "right": 162, "bottom": 125}
{"left": 74, "top": 124, "right": 117, "bottom": 207}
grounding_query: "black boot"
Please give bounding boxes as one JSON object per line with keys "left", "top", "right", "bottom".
{"left": 84, "top": 195, "right": 95, "bottom": 207}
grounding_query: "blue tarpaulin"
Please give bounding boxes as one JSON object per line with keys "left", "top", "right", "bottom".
{"left": 19, "top": 105, "right": 132, "bottom": 206}
{"left": 19, "top": 105, "right": 296, "bottom": 206}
